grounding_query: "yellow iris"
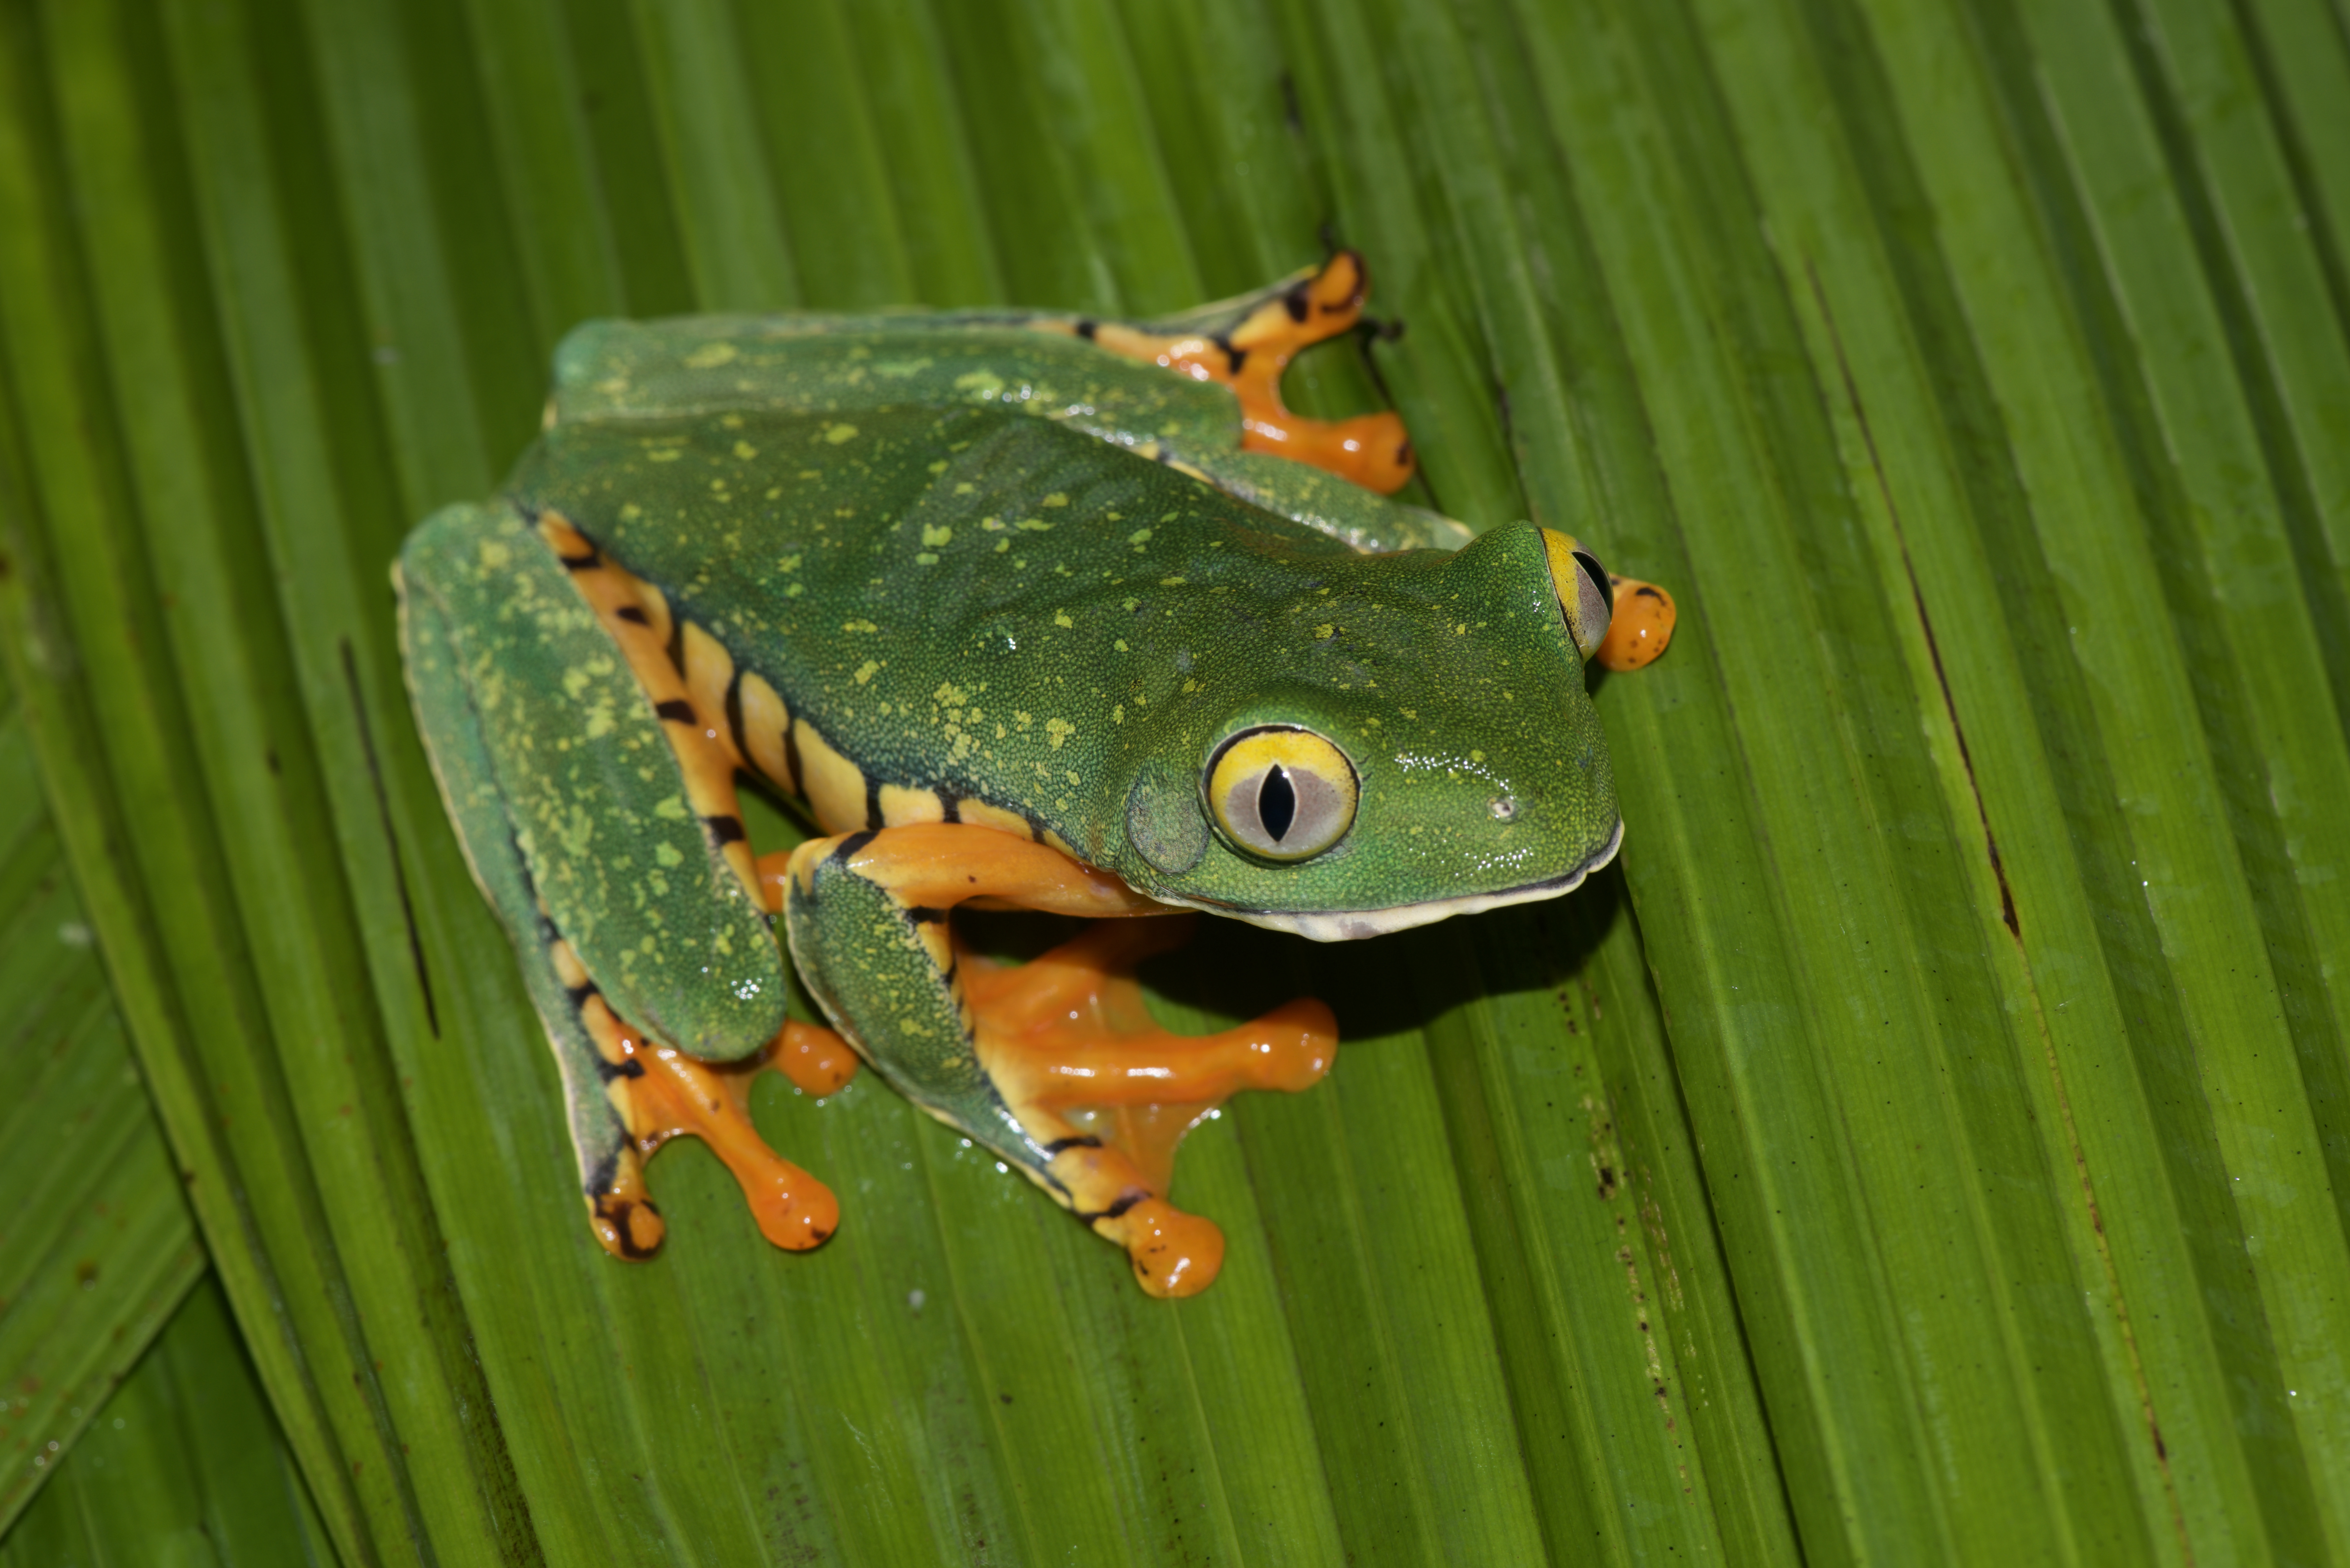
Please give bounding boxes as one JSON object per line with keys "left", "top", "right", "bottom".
{"left": 1205, "top": 727, "right": 1359, "bottom": 862}
{"left": 1542, "top": 529, "right": 1615, "bottom": 660}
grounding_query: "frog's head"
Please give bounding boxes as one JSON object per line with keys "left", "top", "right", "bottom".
{"left": 1105, "top": 524, "right": 1622, "bottom": 940}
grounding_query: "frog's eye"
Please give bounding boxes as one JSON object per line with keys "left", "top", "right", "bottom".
{"left": 1205, "top": 727, "right": 1359, "bottom": 862}
{"left": 1542, "top": 529, "right": 1616, "bottom": 660}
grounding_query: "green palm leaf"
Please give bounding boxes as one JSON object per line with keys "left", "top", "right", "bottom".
{"left": 1, "top": 1276, "right": 331, "bottom": 1566}
{"left": 0, "top": 677, "right": 205, "bottom": 1538}
{"left": 2, "top": 0, "right": 2346, "bottom": 1563}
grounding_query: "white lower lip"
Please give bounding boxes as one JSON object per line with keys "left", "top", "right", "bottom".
{"left": 1149, "top": 817, "right": 1626, "bottom": 943}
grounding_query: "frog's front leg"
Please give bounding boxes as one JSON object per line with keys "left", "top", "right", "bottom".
{"left": 770, "top": 825, "right": 1337, "bottom": 1297}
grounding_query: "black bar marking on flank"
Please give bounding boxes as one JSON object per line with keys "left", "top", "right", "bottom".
{"left": 1075, "top": 318, "right": 1098, "bottom": 340}
{"left": 830, "top": 830, "right": 877, "bottom": 863}
{"left": 782, "top": 722, "right": 805, "bottom": 797}
{"left": 724, "top": 670, "right": 748, "bottom": 762}
{"left": 1042, "top": 1135, "right": 1103, "bottom": 1155}
{"left": 586, "top": 1150, "right": 619, "bottom": 1200}
{"left": 1282, "top": 281, "right": 1310, "bottom": 322}
{"left": 704, "top": 813, "right": 746, "bottom": 845}
{"left": 940, "top": 796, "right": 961, "bottom": 823}
{"left": 905, "top": 905, "right": 948, "bottom": 923}
{"left": 665, "top": 617, "right": 686, "bottom": 674}
{"left": 594, "top": 1056, "right": 646, "bottom": 1083}
{"left": 565, "top": 980, "right": 599, "bottom": 1008}
{"left": 654, "top": 698, "right": 696, "bottom": 723}
{"left": 558, "top": 550, "right": 599, "bottom": 570}
{"left": 864, "top": 774, "right": 884, "bottom": 831}
{"left": 1211, "top": 333, "right": 1245, "bottom": 375}
{"left": 616, "top": 604, "right": 649, "bottom": 625}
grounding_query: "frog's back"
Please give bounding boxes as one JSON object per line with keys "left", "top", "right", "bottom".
{"left": 503, "top": 404, "right": 1375, "bottom": 843}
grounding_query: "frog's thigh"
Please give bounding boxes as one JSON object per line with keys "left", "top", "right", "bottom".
{"left": 398, "top": 521, "right": 660, "bottom": 1257}
{"left": 774, "top": 824, "right": 1337, "bottom": 1297}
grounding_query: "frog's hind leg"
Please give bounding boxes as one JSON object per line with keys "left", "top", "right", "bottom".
{"left": 1046, "top": 251, "right": 1416, "bottom": 495}
{"left": 774, "top": 824, "right": 1337, "bottom": 1297}
{"left": 402, "top": 500, "right": 859, "bottom": 1263}
{"left": 530, "top": 509, "right": 866, "bottom": 1251}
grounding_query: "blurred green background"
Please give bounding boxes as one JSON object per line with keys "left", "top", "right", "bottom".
{"left": 2, "top": 0, "right": 2346, "bottom": 1562}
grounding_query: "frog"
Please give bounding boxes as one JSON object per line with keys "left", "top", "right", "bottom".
{"left": 395, "top": 253, "right": 1675, "bottom": 1297}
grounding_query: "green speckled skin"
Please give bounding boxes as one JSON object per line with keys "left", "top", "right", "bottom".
{"left": 396, "top": 290, "right": 1621, "bottom": 1240}
{"left": 402, "top": 500, "right": 787, "bottom": 1049}
{"left": 506, "top": 405, "right": 1617, "bottom": 931}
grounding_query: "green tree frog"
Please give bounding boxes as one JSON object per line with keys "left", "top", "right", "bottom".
{"left": 396, "top": 255, "right": 1672, "bottom": 1296}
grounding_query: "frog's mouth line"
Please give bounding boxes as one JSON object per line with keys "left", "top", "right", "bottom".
{"left": 1152, "top": 816, "right": 1624, "bottom": 943}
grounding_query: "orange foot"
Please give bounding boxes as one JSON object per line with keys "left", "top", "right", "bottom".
{"left": 963, "top": 915, "right": 1336, "bottom": 1298}
{"left": 1599, "top": 575, "right": 1677, "bottom": 671}
{"left": 576, "top": 989, "right": 858, "bottom": 1260}
{"left": 1080, "top": 251, "right": 1415, "bottom": 494}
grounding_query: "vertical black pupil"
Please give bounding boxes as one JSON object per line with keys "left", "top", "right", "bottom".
{"left": 1258, "top": 766, "right": 1298, "bottom": 841}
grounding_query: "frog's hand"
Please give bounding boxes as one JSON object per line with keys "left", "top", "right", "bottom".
{"left": 400, "top": 501, "right": 849, "bottom": 1258}
{"left": 771, "top": 825, "right": 1337, "bottom": 1298}
{"left": 1038, "top": 251, "right": 1415, "bottom": 496}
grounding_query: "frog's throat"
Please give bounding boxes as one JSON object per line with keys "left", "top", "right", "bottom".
{"left": 1149, "top": 816, "right": 1624, "bottom": 943}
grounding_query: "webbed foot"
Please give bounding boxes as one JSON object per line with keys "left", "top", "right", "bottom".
{"left": 775, "top": 823, "right": 1339, "bottom": 1297}
{"left": 963, "top": 915, "right": 1335, "bottom": 1297}
{"left": 575, "top": 981, "right": 857, "bottom": 1259}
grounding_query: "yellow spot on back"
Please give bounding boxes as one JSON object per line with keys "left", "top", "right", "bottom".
{"left": 853, "top": 660, "right": 881, "bottom": 685}
{"left": 1045, "top": 718, "right": 1075, "bottom": 750}
{"left": 733, "top": 441, "right": 759, "bottom": 460}
{"left": 823, "top": 423, "right": 859, "bottom": 444}
{"left": 683, "top": 342, "right": 738, "bottom": 368}
{"left": 1053, "top": 611, "right": 1073, "bottom": 628}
